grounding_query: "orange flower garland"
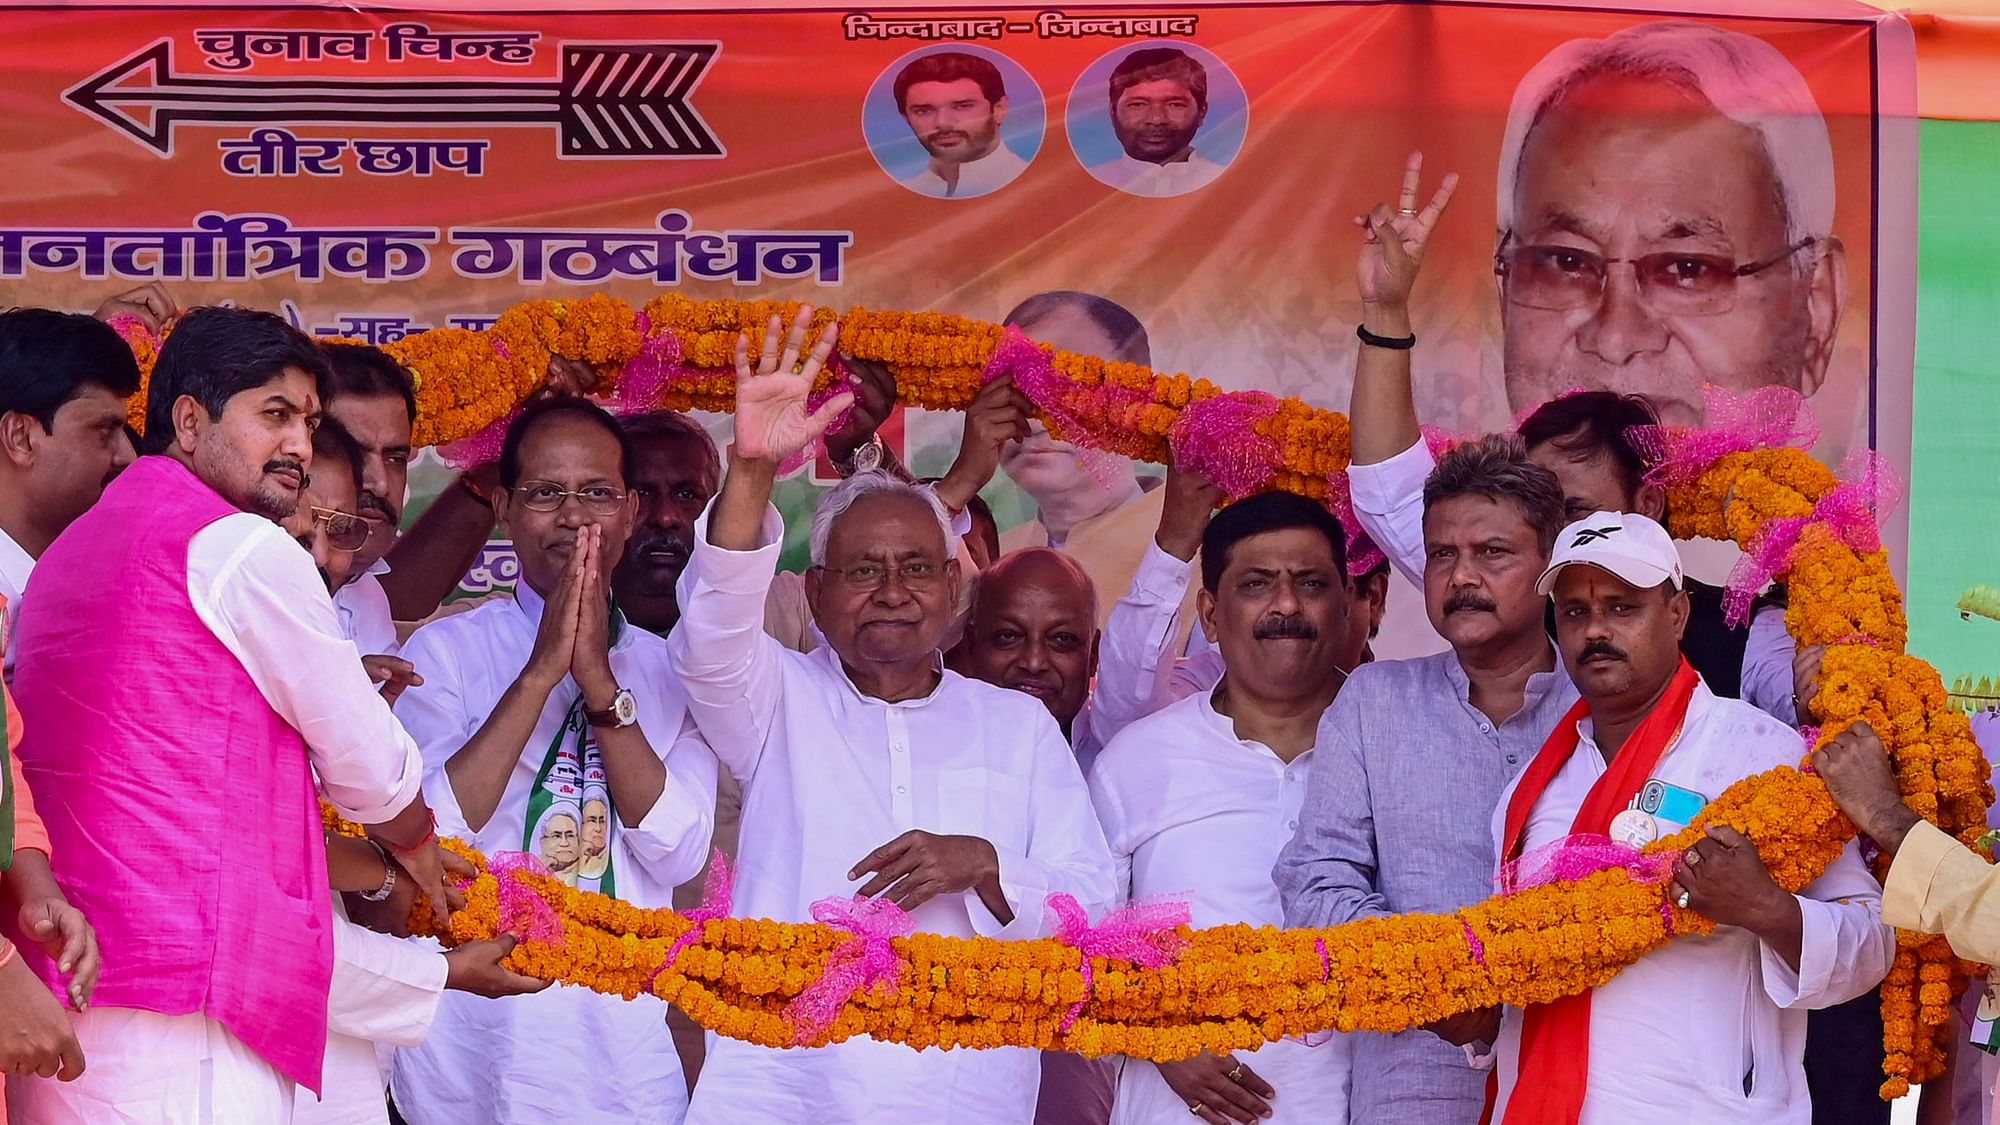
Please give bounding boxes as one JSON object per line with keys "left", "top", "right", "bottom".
{"left": 115, "top": 295, "right": 1970, "bottom": 1096}
{"left": 117, "top": 296, "right": 1351, "bottom": 497}
{"left": 307, "top": 429, "right": 1987, "bottom": 1098}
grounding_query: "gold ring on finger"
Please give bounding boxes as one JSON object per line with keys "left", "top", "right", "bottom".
{"left": 1685, "top": 848, "right": 1701, "bottom": 866}
{"left": 1227, "top": 1064, "right": 1244, "bottom": 1083}
{"left": 1398, "top": 208, "right": 1418, "bottom": 216}
{"left": 1188, "top": 1101, "right": 1205, "bottom": 1116}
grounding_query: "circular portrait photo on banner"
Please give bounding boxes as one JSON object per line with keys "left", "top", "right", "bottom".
{"left": 1068, "top": 40, "right": 1248, "bottom": 198}
{"left": 864, "top": 45, "right": 1046, "bottom": 200}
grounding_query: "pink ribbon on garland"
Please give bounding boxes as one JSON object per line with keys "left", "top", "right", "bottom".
{"left": 784, "top": 895, "right": 914, "bottom": 1044}
{"left": 1046, "top": 893, "right": 1191, "bottom": 1034}
{"left": 1167, "top": 389, "right": 1280, "bottom": 501}
{"left": 1721, "top": 448, "right": 1903, "bottom": 626}
{"left": 1494, "top": 833, "right": 1678, "bottom": 896}
{"left": 486, "top": 852, "right": 566, "bottom": 945}
{"left": 1627, "top": 383, "right": 1820, "bottom": 488}
{"left": 644, "top": 850, "right": 733, "bottom": 992}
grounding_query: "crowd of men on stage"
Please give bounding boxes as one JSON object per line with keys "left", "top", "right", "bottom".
{"left": 3, "top": 28, "right": 2000, "bottom": 1114}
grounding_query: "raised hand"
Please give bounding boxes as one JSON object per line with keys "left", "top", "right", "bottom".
{"left": 1355, "top": 151, "right": 1459, "bottom": 312}
{"left": 1156, "top": 462, "right": 1226, "bottom": 562}
{"left": 935, "top": 374, "right": 1033, "bottom": 512}
{"left": 826, "top": 356, "right": 899, "bottom": 465}
{"left": 731, "top": 306, "right": 853, "bottom": 466}
{"left": 92, "top": 282, "right": 178, "bottom": 334}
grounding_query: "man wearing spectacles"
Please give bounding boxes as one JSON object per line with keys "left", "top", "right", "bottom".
{"left": 669, "top": 308, "right": 1113, "bottom": 1125}
{"left": 1495, "top": 20, "right": 1848, "bottom": 426}
{"left": 391, "top": 396, "right": 719, "bottom": 1125}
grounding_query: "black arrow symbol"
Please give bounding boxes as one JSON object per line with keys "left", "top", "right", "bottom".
{"left": 66, "top": 40, "right": 723, "bottom": 158}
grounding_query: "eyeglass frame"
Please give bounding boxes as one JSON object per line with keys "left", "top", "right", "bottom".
{"left": 308, "top": 506, "right": 371, "bottom": 553}
{"left": 1492, "top": 231, "right": 1819, "bottom": 316}
{"left": 810, "top": 558, "right": 949, "bottom": 592}
{"left": 506, "top": 480, "right": 632, "bottom": 516}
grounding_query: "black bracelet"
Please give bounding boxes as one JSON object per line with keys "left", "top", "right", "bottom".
{"left": 1356, "top": 324, "right": 1417, "bottom": 350}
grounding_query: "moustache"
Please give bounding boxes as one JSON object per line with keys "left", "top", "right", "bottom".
{"left": 1443, "top": 590, "right": 1496, "bottom": 615}
{"left": 926, "top": 129, "right": 968, "bottom": 144}
{"left": 1253, "top": 615, "right": 1319, "bottom": 641}
{"left": 358, "top": 491, "right": 395, "bottom": 519}
{"left": 628, "top": 528, "right": 692, "bottom": 564}
{"left": 264, "top": 458, "right": 305, "bottom": 481}
{"left": 1580, "top": 640, "right": 1630, "bottom": 663}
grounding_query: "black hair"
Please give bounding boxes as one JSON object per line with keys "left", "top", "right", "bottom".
{"left": 309, "top": 416, "right": 365, "bottom": 496}
{"left": 0, "top": 308, "right": 142, "bottom": 430}
{"left": 1200, "top": 491, "right": 1348, "bottom": 593}
{"left": 1421, "top": 433, "right": 1568, "bottom": 555}
{"left": 141, "top": 306, "right": 331, "bottom": 455}
{"left": 619, "top": 410, "right": 721, "bottom": 491}
{"left": 1109, "top": 47, "right": 1208, "bottom": 112}
{"left": 1002, "top": 291, "right": 1151, "bottom": 366}
{"left": 893, "top": 51, "right": 1006, "bottom": 111}
{"left": 321, "top": 342, "right": 418, "bottom": 423}
{"left": 499, "top": 396, "right": 634, "bottom": 490}
{"left": 1515, "top": 390, "right": 1662, "bottom": 500}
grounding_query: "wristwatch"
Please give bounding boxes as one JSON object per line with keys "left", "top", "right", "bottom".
{"left": 585, "top": 687, "right": 639, "bottom": 729}
{"left": 832, "top": 434, "right": 884, "bottom": 478}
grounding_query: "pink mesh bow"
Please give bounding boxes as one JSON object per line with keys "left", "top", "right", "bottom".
{"left": 487, "top": 852, "right": 566, "bottom": 945}
{"left": 1722, "top": 448, "right": 1902, "bottom": 625}
{"left": 1167, "top": 390, "right": 1279, "bottom": 501}
{"left": 784, "top": 895, "right": 914, "bottom": 1043}
{"left": 1046, "top": 893, "right": 1191, "bottom": 1033}
{"left": 1325, "top": 471, "right": 1387, "bottom": 579}
{"left": 607, "top": 312, "right": 689, "bottom": 417}
{"left": 1495, "top": 833, "right": 1678, "bottom": 896}
{"left": 644, "top": 850, "right": 733, "bottom": 992}
{"left": 1627, "top": 384, "right": 1820, "bottom": 488}
{"left": 982, "top": 324, "right": 1154, "bottom": 494}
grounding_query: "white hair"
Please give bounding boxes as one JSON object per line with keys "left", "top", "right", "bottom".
{"left": 1496, "top": 20, "right": 1835, "bottom": 248}
{"left": 809, "top": 469, "right": 955, "bottom": 567}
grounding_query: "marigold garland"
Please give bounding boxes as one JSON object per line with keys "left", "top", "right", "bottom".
{"left": 175, "top": 296, "right": 1976, "bottom": 1098}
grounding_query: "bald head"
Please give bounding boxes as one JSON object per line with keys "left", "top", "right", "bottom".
{"left": 958, "top": 548, "right": 1099, "bottom": 732}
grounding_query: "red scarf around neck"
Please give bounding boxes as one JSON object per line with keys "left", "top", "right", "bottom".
{"left": 1496, "top": 658, "right": 1700, "bottom": 1125}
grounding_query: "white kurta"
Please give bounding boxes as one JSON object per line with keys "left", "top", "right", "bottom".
{"left": 668, "top": 504, "right": 1116, "bottom": 1125}
{"left": 1088, "top": 150, "right": 1228, "bottom": 197}
{"left": 901, "top": 142, "right": 1031, "bottom": 199}
{"left": 1485, "top": 682, "right": 1894, "bottom": 1124}
{"left": 333, "top": 560, "right": 400, "bottom": 658}
{"left": 390, "top": 584, "right": 719, "bottom": 1125}
{"left": 298, "top": 898, "right": 449, "bottom": 1125}
{"left": 1090, "top": 691, "right": 1350, "bottom": 1124}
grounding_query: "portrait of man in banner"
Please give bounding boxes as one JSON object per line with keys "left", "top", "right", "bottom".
{"left": 1079, "top": 44, "right": 1240, "bottom": 198}
{"left": 885, "top": 49, "right": 1033, "bottom": 199}
{"left": 1494, "top": 20, "right": 1850, "bottom": 425}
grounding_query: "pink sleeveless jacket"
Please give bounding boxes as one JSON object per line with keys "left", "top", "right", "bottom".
{"left": 9, "top": 456, "right": 331, "bottom": 1092}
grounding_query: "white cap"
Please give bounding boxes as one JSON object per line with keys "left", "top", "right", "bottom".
{"left": 1536, "top": 511, "right": 1684, "bottom": 596}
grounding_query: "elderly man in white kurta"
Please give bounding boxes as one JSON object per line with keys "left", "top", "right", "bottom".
{"left": 1091, "top": 491, "right": 1362, "bottom": 1125}
{"left": 669, "top": 309, "right": 1114, "bottom": 1125}
{"left": 390, "top": 398, "right": 719, "bottom": 1125}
